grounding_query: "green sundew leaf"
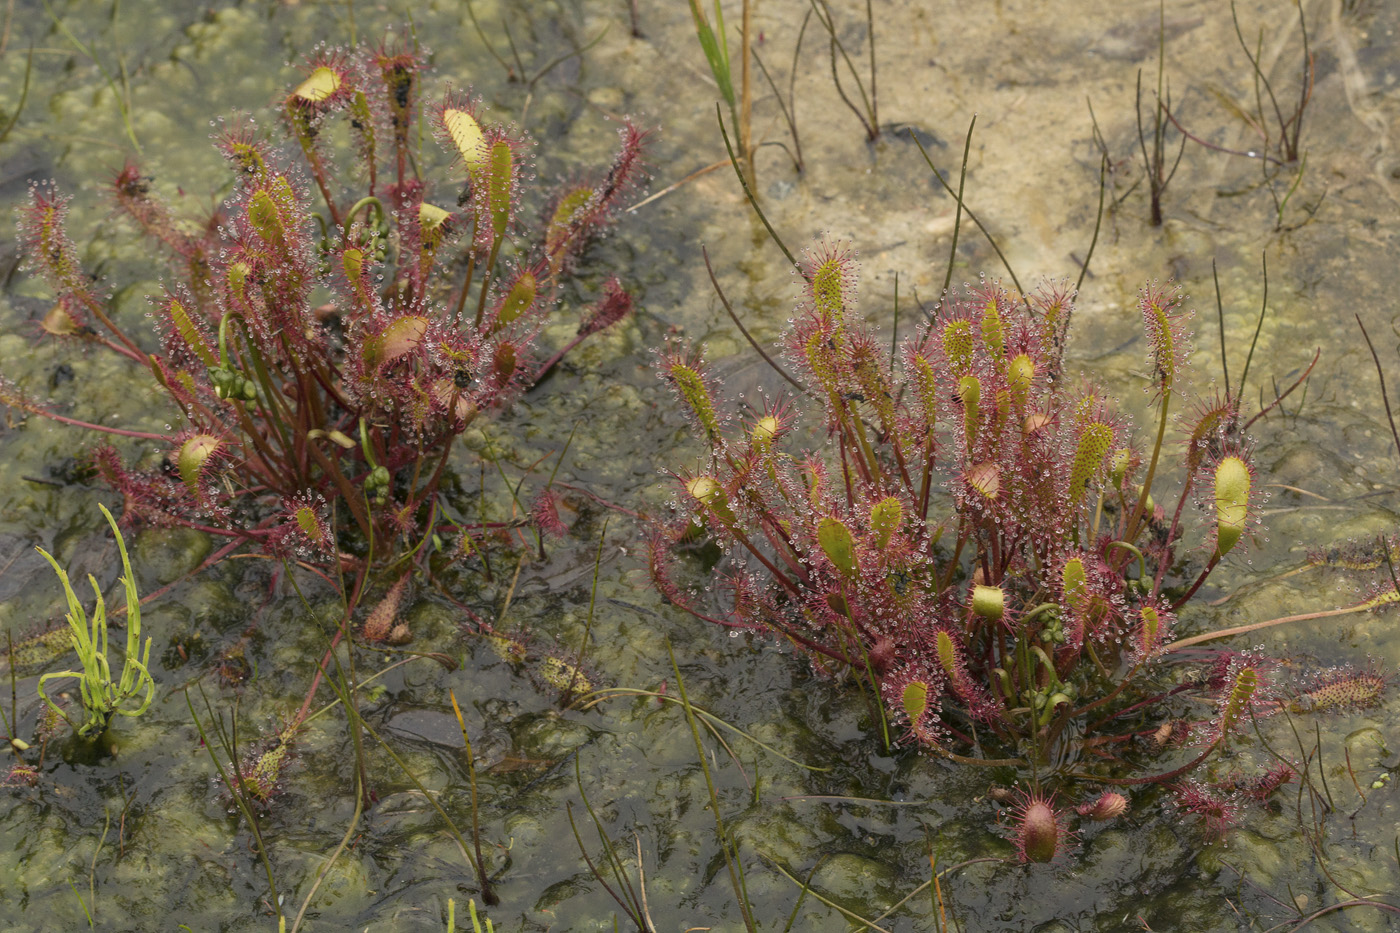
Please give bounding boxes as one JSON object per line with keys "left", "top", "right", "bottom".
{"left": 247, "top": 189, "right": 285, "bottom": 248}
{"left": 667, "top": 360, "right": 722, "bottom": 443}
{"left": 1068, "top": 422, "right": 1114, "bottom": 507}
{"left": 419, "top": 202, "right": 452, "bottom": 253}
{"left": 228, "top": 140, "right": 266, "bottom": 180}
{"left": 1219, "top": 665, "right": 1258, "bottom": 736}
{"left": 443, "top": 107, "right": 487, "bottom": 174}
{"left": 495, "top": 272, "right": 536, "bottom": 330}
{"left": 686, "top": 476, "right": 736, "bottom": 526}
{"left": 817, "top": 517, "right": 859, "bottom": 577}
{"left": 971, "top": 585, "right": 1004, "bottom": 621}
{"left": 1061, "top": 557, "right": 1087, "bottom": 609}
{"left": 419, "top": 202, "right": 452, "bottom": 235}
{"left": 911, "top": 354, "right": 939, "bottom": 425}
{"left": 227, "top": 262, "right": 250, "bottom": 301}
{"left": 486, "top": 140, "right": 514, "bottom": 239}
{"left": 1008, "top": 353, "right": 1035, "bottom": 408}
{"left": 980, "top": 296, "right": 1003, "bottom": 357}
{"left": 342, "top": 248, "right": 364, "bottom": 283}
{"left": 958, "top": 374, "right": 981, "bottom": 446}
{"left": 1139, "top": 606, "right": 1160, "bottom": 650}
{"left": 350, "top": 89, "right": 376, "bottom": 149}
{"left": 293, "top": 66, "right": 341, "bottom": 103}
{"left": 1146, "top": 299, "right": 1178, "bottom": 391}
{"left": 942, "top": 320, "right": 975, "bottom": 377}
{"left": 365, "top": 315, "right": 429, "bottom": 368}
{"left": 1185, "top": 404, "right": 1231, "bottom": 474}
{"left": 804, "top": 329, "right": 841, "bottom": 396}
{"left": 810, "top": 256, "right": 847, "bottom": 321}
{"left": 268, "top": 175, "right": 298, "bottom": 213}
{"left": 902, "top": 681, "right": 929, "bottom": 724}
{"left": 751, "top": 414, "right": 779, "bottom": 452}
{"left": 935, "top": 630, "right": 960, "bottom": 680}
{"left": 1213, "top": 455, "right": 1251, "bottom": 558}
{"left": 294, "top": 506, "right": 326, "bottom": 548}
{"left": 870, "top": 497, "right": 903, "bottom": 550}
{"left": 545, "top": 186, "right": 594, "bottom": 264}
{"left": 167, "top": 299, "right": 216, "bottom": 367}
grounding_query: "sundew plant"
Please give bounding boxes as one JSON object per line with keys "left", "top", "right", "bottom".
{"left": 652, "top": 240, "right": 1394, "bottom": 856}
{"left": 5, "top": 39, "right": 646, "bottom": 573}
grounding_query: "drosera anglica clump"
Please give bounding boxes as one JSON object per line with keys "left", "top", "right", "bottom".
{"left": 650, "top": 233, "right": 1381, "bottom": 847}
{"left": 4, "top": 36, "right": 651, "bottom": 577}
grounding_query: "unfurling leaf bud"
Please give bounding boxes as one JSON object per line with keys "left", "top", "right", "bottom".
{"left": 1076, "top": 791, "right": 1128, "bottom": 822}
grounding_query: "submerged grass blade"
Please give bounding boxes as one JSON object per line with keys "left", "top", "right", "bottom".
{"left": 667, "top": 639, "right": 757, "bottom": 932}
{"left": 574, "top": 687, "right": 830, "bottom": 772}
{"left": 911, "top": 118, "right": 1025, "bottom": 301}
{"left": 764, "top": 856, "right": 893, "bottom": 933}
{"left": 718, "top": 105, "right": 798, "bottom": 271}
{"left": 0, "top": 44, "right": 32, "bottom": 146}
{"left": 186, "top": 687, "right": 281, "bottom": 922}
{"left": 449, "top": 689, "right": 495, "bottom": 902}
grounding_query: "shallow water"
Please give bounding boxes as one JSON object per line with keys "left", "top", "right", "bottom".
{"left": 1, "top": 0, "right": 1399, "bottom": 930}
